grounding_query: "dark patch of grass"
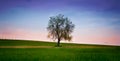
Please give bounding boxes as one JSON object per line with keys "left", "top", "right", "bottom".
{"left": 0, "top": 39, "right": 119, "bottom": 47}
{"left": 0, "top": 39, "right": 56, "bottom": 46}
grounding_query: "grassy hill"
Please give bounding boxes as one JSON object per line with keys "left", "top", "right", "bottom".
{"left": 0, "top": 39, "right": 120, "bottom": 61}
{"left": 0, "top": 39, "right": 118, "bottom": 47}
{"left": 0, "top": 39, "right": 55, "bottom": 46}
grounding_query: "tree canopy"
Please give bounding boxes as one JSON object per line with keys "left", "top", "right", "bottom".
{"left": 47, "top": 14, "right": 75, "bottom": 46}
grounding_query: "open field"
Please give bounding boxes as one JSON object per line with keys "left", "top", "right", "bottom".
{"left": 0, "top": 39, "right": 120, "bottom": 61}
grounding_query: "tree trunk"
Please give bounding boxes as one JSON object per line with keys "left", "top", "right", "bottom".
{"left": 57, "top": 38, "right": 60, "bottom": 47}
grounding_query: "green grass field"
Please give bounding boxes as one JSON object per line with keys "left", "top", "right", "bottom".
{"left": 0, "top": 39, "right": 120, "bottom": 61}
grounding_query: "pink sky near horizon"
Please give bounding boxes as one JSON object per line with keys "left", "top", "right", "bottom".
{"left": 0, "top": 27, "right": 119, "bottom": 46}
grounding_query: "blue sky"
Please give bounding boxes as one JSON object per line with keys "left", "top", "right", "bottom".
{"left": 0, "top": 0, "right": 120, "bottom": 45}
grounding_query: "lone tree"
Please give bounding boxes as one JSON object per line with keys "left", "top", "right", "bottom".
{"left": 47, "top": 14, "right": 75, "bottom": 47}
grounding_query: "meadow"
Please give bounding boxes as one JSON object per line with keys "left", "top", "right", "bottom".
{"left": 0, "top": 39, "right": 120, "bottom": 61}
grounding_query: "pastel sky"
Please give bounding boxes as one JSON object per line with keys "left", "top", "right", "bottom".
{"left": 0, "top": 0, "right": 120, "bottom": 45}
